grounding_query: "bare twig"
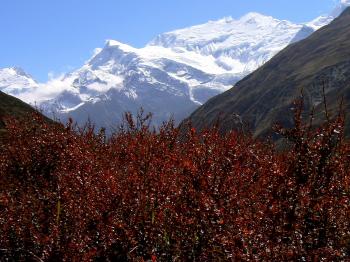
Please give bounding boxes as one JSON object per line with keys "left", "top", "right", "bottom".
{"left": 128, "top": 246, "right": 138, "bottom": 254}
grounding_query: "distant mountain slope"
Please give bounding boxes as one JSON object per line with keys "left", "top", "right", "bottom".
{"left": 187, "top": 7, "right": 350, "bottom": 137}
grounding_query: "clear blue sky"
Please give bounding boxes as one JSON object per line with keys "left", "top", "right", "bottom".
{"left": 1, "top": 0, "right": 337, "bottom": 81}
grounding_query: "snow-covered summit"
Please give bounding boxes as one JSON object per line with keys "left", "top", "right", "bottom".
{"left": 148, "top": 12, "right": 283, "bottom": 50}
{"left": 148, "top": 12, "right": 308, "bottom": 74}
{"left": 0, "top": 67, "right": 38, "bottom": 95}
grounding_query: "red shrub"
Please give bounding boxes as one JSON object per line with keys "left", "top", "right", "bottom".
{"left": 0, "top": 108, "right": 349, "bottom": 261}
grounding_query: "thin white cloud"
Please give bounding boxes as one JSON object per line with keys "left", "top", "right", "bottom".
{"left": 17, "top": 73, "right": 75, "bottom": 104}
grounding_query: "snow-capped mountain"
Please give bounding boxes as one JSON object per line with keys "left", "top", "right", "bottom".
{"left": 1, "top": 1, "right": 348, "bottom": 129}
{"left": 0, "top": 67, "right": 38, "bottom": 96}
{"left": 41, "top": 14, "right": 310, "bottom": 128}
{"left": 149, "top": 13, "right": 307, "bottom": 73}
{"left": 37, "top": 39, "right": 236, "bottom": 128}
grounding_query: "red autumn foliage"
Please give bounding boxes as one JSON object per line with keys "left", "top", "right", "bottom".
{"left": 0, "top": 103, "right": 349, "bottom": 261}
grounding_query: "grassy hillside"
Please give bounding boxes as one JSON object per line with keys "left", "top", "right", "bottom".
{"left": 0, "top": 91, "right": 52, "bottom": 136}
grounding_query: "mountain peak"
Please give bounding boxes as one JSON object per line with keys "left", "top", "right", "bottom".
{"left": 0, "top": 67, "right": 38, "bottom": 97}
{"left": 216, "top": 16, "right": 234, "bottom": 23}
{"left": 0, "top": 67, "right": 34, "bottom": 80}
{"left": 11, "top": 67, "right": 33, "bottom": 78}
{"left": 240, "top": 12, "right": 272, "bottom": 21}
{"left": 238, "top": 12, "right": 279, "bottom": 27}
{"left": 104, "top": 39, "right": 135, "bottom": 53}
{"left": 105, "top": 39, "right": 123, "bottom": 47}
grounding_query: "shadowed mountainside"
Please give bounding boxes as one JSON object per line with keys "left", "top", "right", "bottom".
{"left": 0, "top": 91, "right": 49, "bottom": 134}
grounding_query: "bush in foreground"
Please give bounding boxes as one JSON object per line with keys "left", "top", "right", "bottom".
{"left": 0, "top": 106, "right": 349, "bottom": 261}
